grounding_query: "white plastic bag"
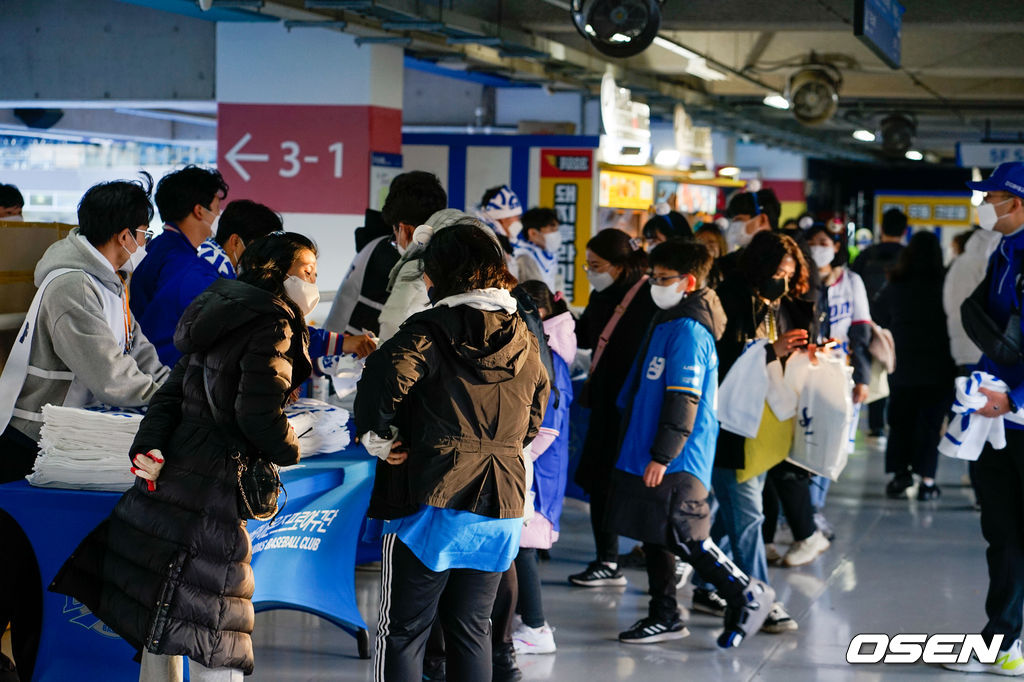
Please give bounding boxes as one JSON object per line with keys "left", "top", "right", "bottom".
{"left": 788, "top": 352, "right": 854, "bottom": 481}
{"left": 718, "top": 340, "right": 770, "bottom": 439}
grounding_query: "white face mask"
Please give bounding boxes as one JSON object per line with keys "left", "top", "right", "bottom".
{"left": 395, "top": 241, "right": 407, "bottom": 257}
{"left": 4, "top": 214, "right": 23, "bottom": 222}
{"left": 810, "top": 244, "right": 836, "bottom": 269}
{"left": 283, "top": 275, "right": 320, "bottom": 317}
{"left": 121, "top": 241, "right": 147, "bottom": 273}
{"left": 506, "top": 219, "right": 524, "bottom": 241}
{"left": 543, "top": 231, "right": 562, "bottom": 254}
{"left": 650, "top": 283, "right": 686, "bottom": 310}
{"left": 726, "top": 219, "right": 753, "bottom": 250}
{"left": 978, "top": 198, "right": 1014, "bottom": 231}
{"left": 587, "top": 269, "right": 616, "bottom": 292}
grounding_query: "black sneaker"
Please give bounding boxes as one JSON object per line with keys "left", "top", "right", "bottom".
{"left": 618, "top": 615, "right": 689, "bottom": 644}
{"left": 568, "top": 561, "right": 627, "bottom": 587}
{"left": 692, "top": 588, "right": 727, "bottom": 617}
{"left": 886, "top": 472, "right": 914, "bottom": 498}
{"left": 717, "top": 580, "right": 775, "bottom": 649}
{"left": 492, "top": 643, "right": 522, "bottom": 682}
{"left": 917, "top": 481, "right": 941, "bottom": 501}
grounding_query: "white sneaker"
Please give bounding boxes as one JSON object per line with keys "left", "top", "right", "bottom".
{"left": 782, "top": 530, "right": 830, "bottom": 567}
{"left": 513, "top": 622, "right": 557, "bottom": 655}
{"left": 765, "top": 543, "right": 782, "bottom": 565}
{"left": 674, "top": 559, "right": 694, "bottom": 588}
{"left": 943, "top": 638, "right": 1024, "bottom": 676}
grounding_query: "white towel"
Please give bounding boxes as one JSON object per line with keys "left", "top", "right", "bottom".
{"left": 284, "top": 398, "right": 351, "bottom": 456}
{"left": 939, "top": 372, "right": 1024, "bottom": 461}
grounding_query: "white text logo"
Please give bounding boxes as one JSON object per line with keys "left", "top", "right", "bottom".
{"left": 846, "top": 633, "right": 1003, "bottom": 665}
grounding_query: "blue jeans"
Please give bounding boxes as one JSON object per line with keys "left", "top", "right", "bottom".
{"left": 810, "top": 475, "right": 831, "bottom": 510}
{"left": 710, "top": 468, "right": 769, "bottom": 584}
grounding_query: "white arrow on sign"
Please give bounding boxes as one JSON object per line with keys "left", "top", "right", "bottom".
{"left": 224, "top": 132, "right": 270, "bottom": 182}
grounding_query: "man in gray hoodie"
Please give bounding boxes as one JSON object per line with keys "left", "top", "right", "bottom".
{"left": 0, "top": 175, "right": 169, "bottom": 483}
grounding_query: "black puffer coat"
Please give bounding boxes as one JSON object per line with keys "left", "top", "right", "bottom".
{"left": 355, "top": 294, "right": 549, "bottom": 521}
{"left": 50, "top": 278, "right": 311, "bottom": 675}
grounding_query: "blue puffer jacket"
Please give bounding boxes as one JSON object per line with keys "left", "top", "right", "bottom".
{"left": 976, "top": 227, "right": 1024, "bottom": 428}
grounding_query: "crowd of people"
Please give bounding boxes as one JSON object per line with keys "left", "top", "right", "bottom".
{"left": 1, "top": 161, "right": 1024, "bottom": 680}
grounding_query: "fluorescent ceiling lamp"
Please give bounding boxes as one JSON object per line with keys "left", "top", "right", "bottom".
{"left": 654, "top": 149, "right": 680, "bottom": 167}
{"left": 718, "top": 165, "right": 740, "bottom": 177}
{"left": 852, "top": 129, "right": 876, "bottom": 142}
{"left": 905, "top": 150, "right": 924, "bottom": 161}
{"left": 763, "top": 93, "right": 790, "bottom": 110}
{"left": 652, "top": 36, "right": 728, "bottom": 82}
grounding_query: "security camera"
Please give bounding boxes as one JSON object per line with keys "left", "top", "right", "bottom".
{"left": 570, "top": 0, "right": 664, "bottom": 59}
{"left": 786, "top": 64, "right": 842, "bottom": 126}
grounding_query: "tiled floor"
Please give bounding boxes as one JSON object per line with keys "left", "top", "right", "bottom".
{"left": 250, "top": 435, "right": 994, "bottom": 680}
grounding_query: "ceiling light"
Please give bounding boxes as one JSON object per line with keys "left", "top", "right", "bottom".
{"left": 905, "top": 150, "right": 923, "bottom": 161}
{"left": 571, "top": 0, "right": 663, "bottom": 58}
{"left": 787, "top": 64, "right": 842, "bottom": 126}
{"left": 654, "top": 149, "right": 680, "bottom": 167}
{"left": 762, "top": 93, "right": 790, "bottom": 110}
{"left": 652, "top": 36, "right": 728, "bottom": 81}
{"left": 718, "top": 165, "right": 740, "bottom": 177}
{"left": 852, "top": 129, "right": 876, "bottom": 142}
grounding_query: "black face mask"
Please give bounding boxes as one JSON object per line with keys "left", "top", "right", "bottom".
{"left": 758, "top": 276, "right": 789, "bottom": 301}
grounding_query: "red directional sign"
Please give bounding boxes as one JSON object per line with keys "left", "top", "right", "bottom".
{"left": 217, "top": 103, "right": 401, "bottom": 215}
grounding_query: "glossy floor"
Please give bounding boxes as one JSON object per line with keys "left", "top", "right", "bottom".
{"left": 251, "top": 436, "right": 994, "bottom": 681}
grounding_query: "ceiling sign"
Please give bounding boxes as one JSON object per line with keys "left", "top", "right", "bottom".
{"left": 854, "top": 0, "right": 904, "bottom": 69}
{"left": 957, "top": 143, "right": 1024, "bottom": 168}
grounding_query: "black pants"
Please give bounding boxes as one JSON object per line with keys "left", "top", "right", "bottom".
{"left": 376, "top": 535, "right": 502, "bottom": 682}
{"left": 972, "top": 430, "right": 1024, "bottom": 649}
{"left": 868, "top": 397, "right": 888, "bottom": 434}
{"left": 514, "top": 549, "right": 544, "bottom": 628}
{"left": 589, "top": 476, "right": 619, "bottom": 564}
{"left": 0, "top": 510, "right": 42, "bottom": 681}
{"left": 491, "top": 563, "right": 518, "bottom": 649}
{"left": 885, "top": 385, "right": 951, "bottom": 479}
{"left": 762, "top": 462, "right": 817, "bottom": 543}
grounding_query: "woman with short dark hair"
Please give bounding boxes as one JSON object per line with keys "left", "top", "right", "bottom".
{"left": 569, "top": 228, "right": 658, "bottom": 587}
{"left": 52, "top": 232, "right": 317, "bottom": 681}
{"left": 355, "top": 223, "right": 549, "bottom": 682}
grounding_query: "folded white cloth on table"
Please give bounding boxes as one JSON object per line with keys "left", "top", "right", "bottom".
{"left": 285, "top": 398, "right": 350, "bottom": 456}
{"left": 940, "top": 371, "right": 1024, "bottom": 461}
{"left": 27, "top": 404, "right": 144, "bottom": 491}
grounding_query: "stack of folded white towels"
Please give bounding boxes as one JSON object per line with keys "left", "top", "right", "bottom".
{"left": 284, "top": 398, "right": 351, "bottom": 456}
{"left": 26, "top": 398, "right": 351, "bottom": 490}
{"left": 27, "top": 404, "right": 144, "bottom": 491}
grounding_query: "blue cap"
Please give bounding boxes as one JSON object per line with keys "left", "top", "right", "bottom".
{"left": 966, "top": 162, "right": 1024, "bottom": 198}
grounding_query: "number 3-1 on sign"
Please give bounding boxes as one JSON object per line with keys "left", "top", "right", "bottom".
{"left": 277, "top": 141, "right": 344, "bottom": 179}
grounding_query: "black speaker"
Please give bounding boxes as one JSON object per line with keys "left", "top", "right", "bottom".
{"left": 14, "top": 108, "right": 65, "bottom": 130}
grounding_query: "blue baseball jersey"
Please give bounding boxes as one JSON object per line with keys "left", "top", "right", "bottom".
{"left": 615, "top": 317, "right": 719, "bottom": 489}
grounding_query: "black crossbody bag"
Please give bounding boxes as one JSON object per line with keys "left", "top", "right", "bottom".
{"left": 202, "top": 364, "right": 286, "bottom": 521}
{"left": 961, "top": 266, "right": 1024, "bottom": 367}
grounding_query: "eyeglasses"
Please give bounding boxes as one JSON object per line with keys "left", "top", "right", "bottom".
{"left": 136, "top": 228, "right": 156, "bottom": 245}
{"left": 647, "top": 272, "right": 684, "bottom": 286}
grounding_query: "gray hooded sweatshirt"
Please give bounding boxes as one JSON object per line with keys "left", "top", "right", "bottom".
{"left": 9, "top": 228, "right": 169, "bottom": 440}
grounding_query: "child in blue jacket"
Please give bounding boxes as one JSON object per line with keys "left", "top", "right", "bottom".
{"left": 607, "top": 239, "right": 774, "bottom": 649}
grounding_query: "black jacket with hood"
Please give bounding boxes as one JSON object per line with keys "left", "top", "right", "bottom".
{"left": 50, "top": 278, "right": 311, "bottom": 675}
{"left": 355, "top": 289, "right": 550, "bottom": 521}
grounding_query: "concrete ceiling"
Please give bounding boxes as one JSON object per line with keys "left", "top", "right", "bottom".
{"left": 108, "top": 0, "right": 1024, "bottom": 163}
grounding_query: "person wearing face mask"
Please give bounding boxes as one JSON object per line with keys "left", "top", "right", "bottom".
{"left": 130, "top": 165, "right": 229, "bottom": 366}
{"left": 476, "top": 185, "right": 524, "bottom": 278}
{"left": 702, "top": 231, "right": 815, "bottom": 632}
{"left": 641, "top": 206, "right": 693, "bottom": 251}
{"left": 717, "top": 189, "right": 781, "bottom": 280}
{"left": 569, "top": 228, "right": 657, "bottom": 588}
{"left": 514, "top": 207, "right": 564, "bottom": 293}
{"left": 52, "top": 232, "right": 315, "bottom": 682}
{"left": 941, "top": 162, "right": 1024, "bottom": 676}
{"left": 0, "top": 182, "right": 25, "bottom": 220}
{"left": 607, "top": 239, "right": 777, "bottom": 649}
{"left": 193, "top": 199, "right": 374, "bottom": 363}
{"left": 0, "top": 176, "right": 170, "bottom": 682}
